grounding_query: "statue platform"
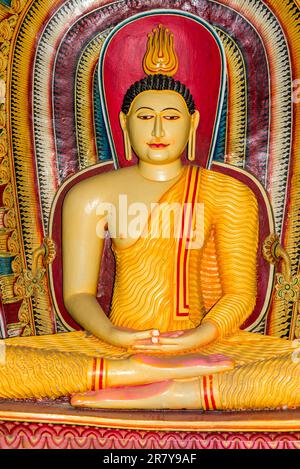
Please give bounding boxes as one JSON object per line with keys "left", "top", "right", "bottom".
{"left": 0, "top": 400, "right": 299, "bottom": 449}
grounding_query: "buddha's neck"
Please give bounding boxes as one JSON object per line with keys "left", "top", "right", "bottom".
{"left": 138, "top": 159, "right": 184, "bottom": 182}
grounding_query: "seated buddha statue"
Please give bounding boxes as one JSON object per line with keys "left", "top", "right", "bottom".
{"left": 0, "top": 22, "right": 299, "bottom": 411}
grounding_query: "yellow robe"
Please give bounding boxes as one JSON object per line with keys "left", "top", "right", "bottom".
{"left": 1, "top": 165, "right": 299, "bottom": 409}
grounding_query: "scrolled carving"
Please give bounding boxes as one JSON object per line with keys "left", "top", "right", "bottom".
{"left": 0, "top": 272, "right": 17, "bottom": 303}
{"left": 4, "top": 208, "right": 16, "bottom": 229}
{"left": 43, "top": 237, "right": 56, "bottom": 264}
{"left": 11, "top": 253, "right": 22, "bottom": 273}
{"left": 0, "top": 41, "right": 9, "bottom": 76}
{"left": 262, "top": 233, "right": 280, "bottom": 264}
{"left": 0, "top": 106, "right": 5, "bottom": 128}
{"left": 0, "top": 128, "right": 7, "bottom": 158}
{"left": 275, "top": 273, "right": 300, "bottom": 303}
{"left": 13, "top": 272, "right": 25, "bottom": 298}
{"left": 14, "top": 267, "right": 46, "bottom": 299}
{"left": 2, "top": 184, "right": 14, "bottom": 208}
{"left": 0, "top": 156, "right": 10, "bottom": 185}
{"left": 7, "top": 229, "right": 19, "bottom": 254}
{"left": 263, "top": 233, "right": 292, "bottom": 281}
{"left": 13, "top": 238, "right": 56, "bottom": 300}
{"left": 17, "top": 299, "right": 32, "bottom": 337}
{"left": 0, "top": 15, "right": 18, "bottom": 43}
{"left": 10, "top": 0, "right": 28, "bottom": 14}
{"left": 23, "top": 267, "right": 46, "bottom": 298}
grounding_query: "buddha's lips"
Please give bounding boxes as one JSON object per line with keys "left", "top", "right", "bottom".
{"left": 148, "top": 143, "right": 169, "bottom": 149}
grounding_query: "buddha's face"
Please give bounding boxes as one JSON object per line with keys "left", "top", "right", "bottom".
{"left": 120, "top": 90, "right": 199, "bottom": 164}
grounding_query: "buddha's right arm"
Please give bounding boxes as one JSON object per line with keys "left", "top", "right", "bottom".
{"left": 62, "top": 182, "right": 113, "bottom": 338}
{"left": 63, "top": 293, "right": 113, "bottom": 338}
{"left": 62, "top": 182, "right": 157, "bottom": 347}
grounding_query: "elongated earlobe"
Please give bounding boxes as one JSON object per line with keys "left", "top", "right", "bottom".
{"left": 187, "top": 111, "right": 199, "bottom": 162}
{"left": 124, "top": 130, "right": 132, "bottom": 161}
{"left": 188, "top": 127, "right": 196, "bottom": 161}
{"left": 119, "top": 111, "right": 132, "bottom": 161}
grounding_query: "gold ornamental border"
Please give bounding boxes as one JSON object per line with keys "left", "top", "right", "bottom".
{"left": 0, "top": 0, "right": 37, "bottom": 337}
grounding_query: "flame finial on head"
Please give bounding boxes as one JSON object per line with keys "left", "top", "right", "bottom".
{"left": 143, "top": 24, "right": 178, "bottom": 76}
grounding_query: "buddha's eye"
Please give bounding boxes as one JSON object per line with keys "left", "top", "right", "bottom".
{"left": 163, "top": 115, "right": 180, "bottom": 120}
{"left": 137, "top": 115, "right": 154, "bottom": 120}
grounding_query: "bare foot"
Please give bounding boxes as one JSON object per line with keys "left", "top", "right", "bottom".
{"left": 71, "top": 353, "right": 234, "bottom": 409}
{"left": 101, "top": 353, "right": 234, "bottom": 388}
{"left": 130, "top": 353, "right": 234, "bottom": 382}
{"left": 71, "top": 379, "right": 205, "bottom": 410}
{"left": 71, "top": 381, "right": 173, "bottom": 408}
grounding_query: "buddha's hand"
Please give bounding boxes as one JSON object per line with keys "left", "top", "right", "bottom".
{"left": 107, "top": 325, "right": 160, "bottom": 349}
{"left": 131, "top": 321, "right": 218, "bottom": 352}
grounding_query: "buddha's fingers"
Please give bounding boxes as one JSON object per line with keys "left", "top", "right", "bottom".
{"left": 144, "top": 336, "right": 187, "bottom": 345}
{"left": 159, "top": 331, "right": 185, "bottom": 338}
{"left": 132, "top": 344, "right": 180, "bottom": 351}
{"left": 133, "top": 329, "right": 160, "bottom": 341}
{"left": 132, "top": 344, "right": 208, "bottom": 352}
{"left": 134, "top": 332, "right": 183, "bottom": 345}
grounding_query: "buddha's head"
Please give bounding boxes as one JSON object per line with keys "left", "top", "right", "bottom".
{"left": 119, "top": 74, "right": 200, "bottom": 163}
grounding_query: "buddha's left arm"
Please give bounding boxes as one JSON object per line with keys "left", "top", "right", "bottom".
{"left": 201, "top": 176, "right": 259, "bottom": 338}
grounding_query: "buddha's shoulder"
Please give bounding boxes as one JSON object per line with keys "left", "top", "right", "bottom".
{"left": 200, "top": 166, "right": 256, "bottom": 196}
{"left": 63, "top": 166, "right": 136, "bottom": 202}
{"left": 198, "top": 166, "right": 258, "bottom": 210}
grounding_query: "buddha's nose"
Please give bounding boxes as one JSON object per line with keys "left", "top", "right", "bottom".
{"left": 152, "top": 115, "right": 165, "bottom": 138}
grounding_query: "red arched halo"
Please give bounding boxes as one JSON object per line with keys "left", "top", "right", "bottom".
{"left": 98, "top": 10, "right": 226, "bottom": 169}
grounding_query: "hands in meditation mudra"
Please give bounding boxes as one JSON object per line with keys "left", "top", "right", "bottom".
{"left": 0, "top": 16, "right": 299, "bottom": 411}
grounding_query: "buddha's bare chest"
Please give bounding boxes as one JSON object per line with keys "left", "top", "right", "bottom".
{"left": 106, "top": 181, "right": 176, "bottom": 248}
{"left": 100, "top": 176, "right": 210, "bottom": 249}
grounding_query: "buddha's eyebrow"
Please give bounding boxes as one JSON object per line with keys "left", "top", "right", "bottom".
{"left": 135, "top": 107, "right": 155, "bottom": 112}
{"left": 161, "top": 107, "right": 182, "bottom": 113}
{"left": 135, "top": 106, "right": 182, "bottom": 113}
